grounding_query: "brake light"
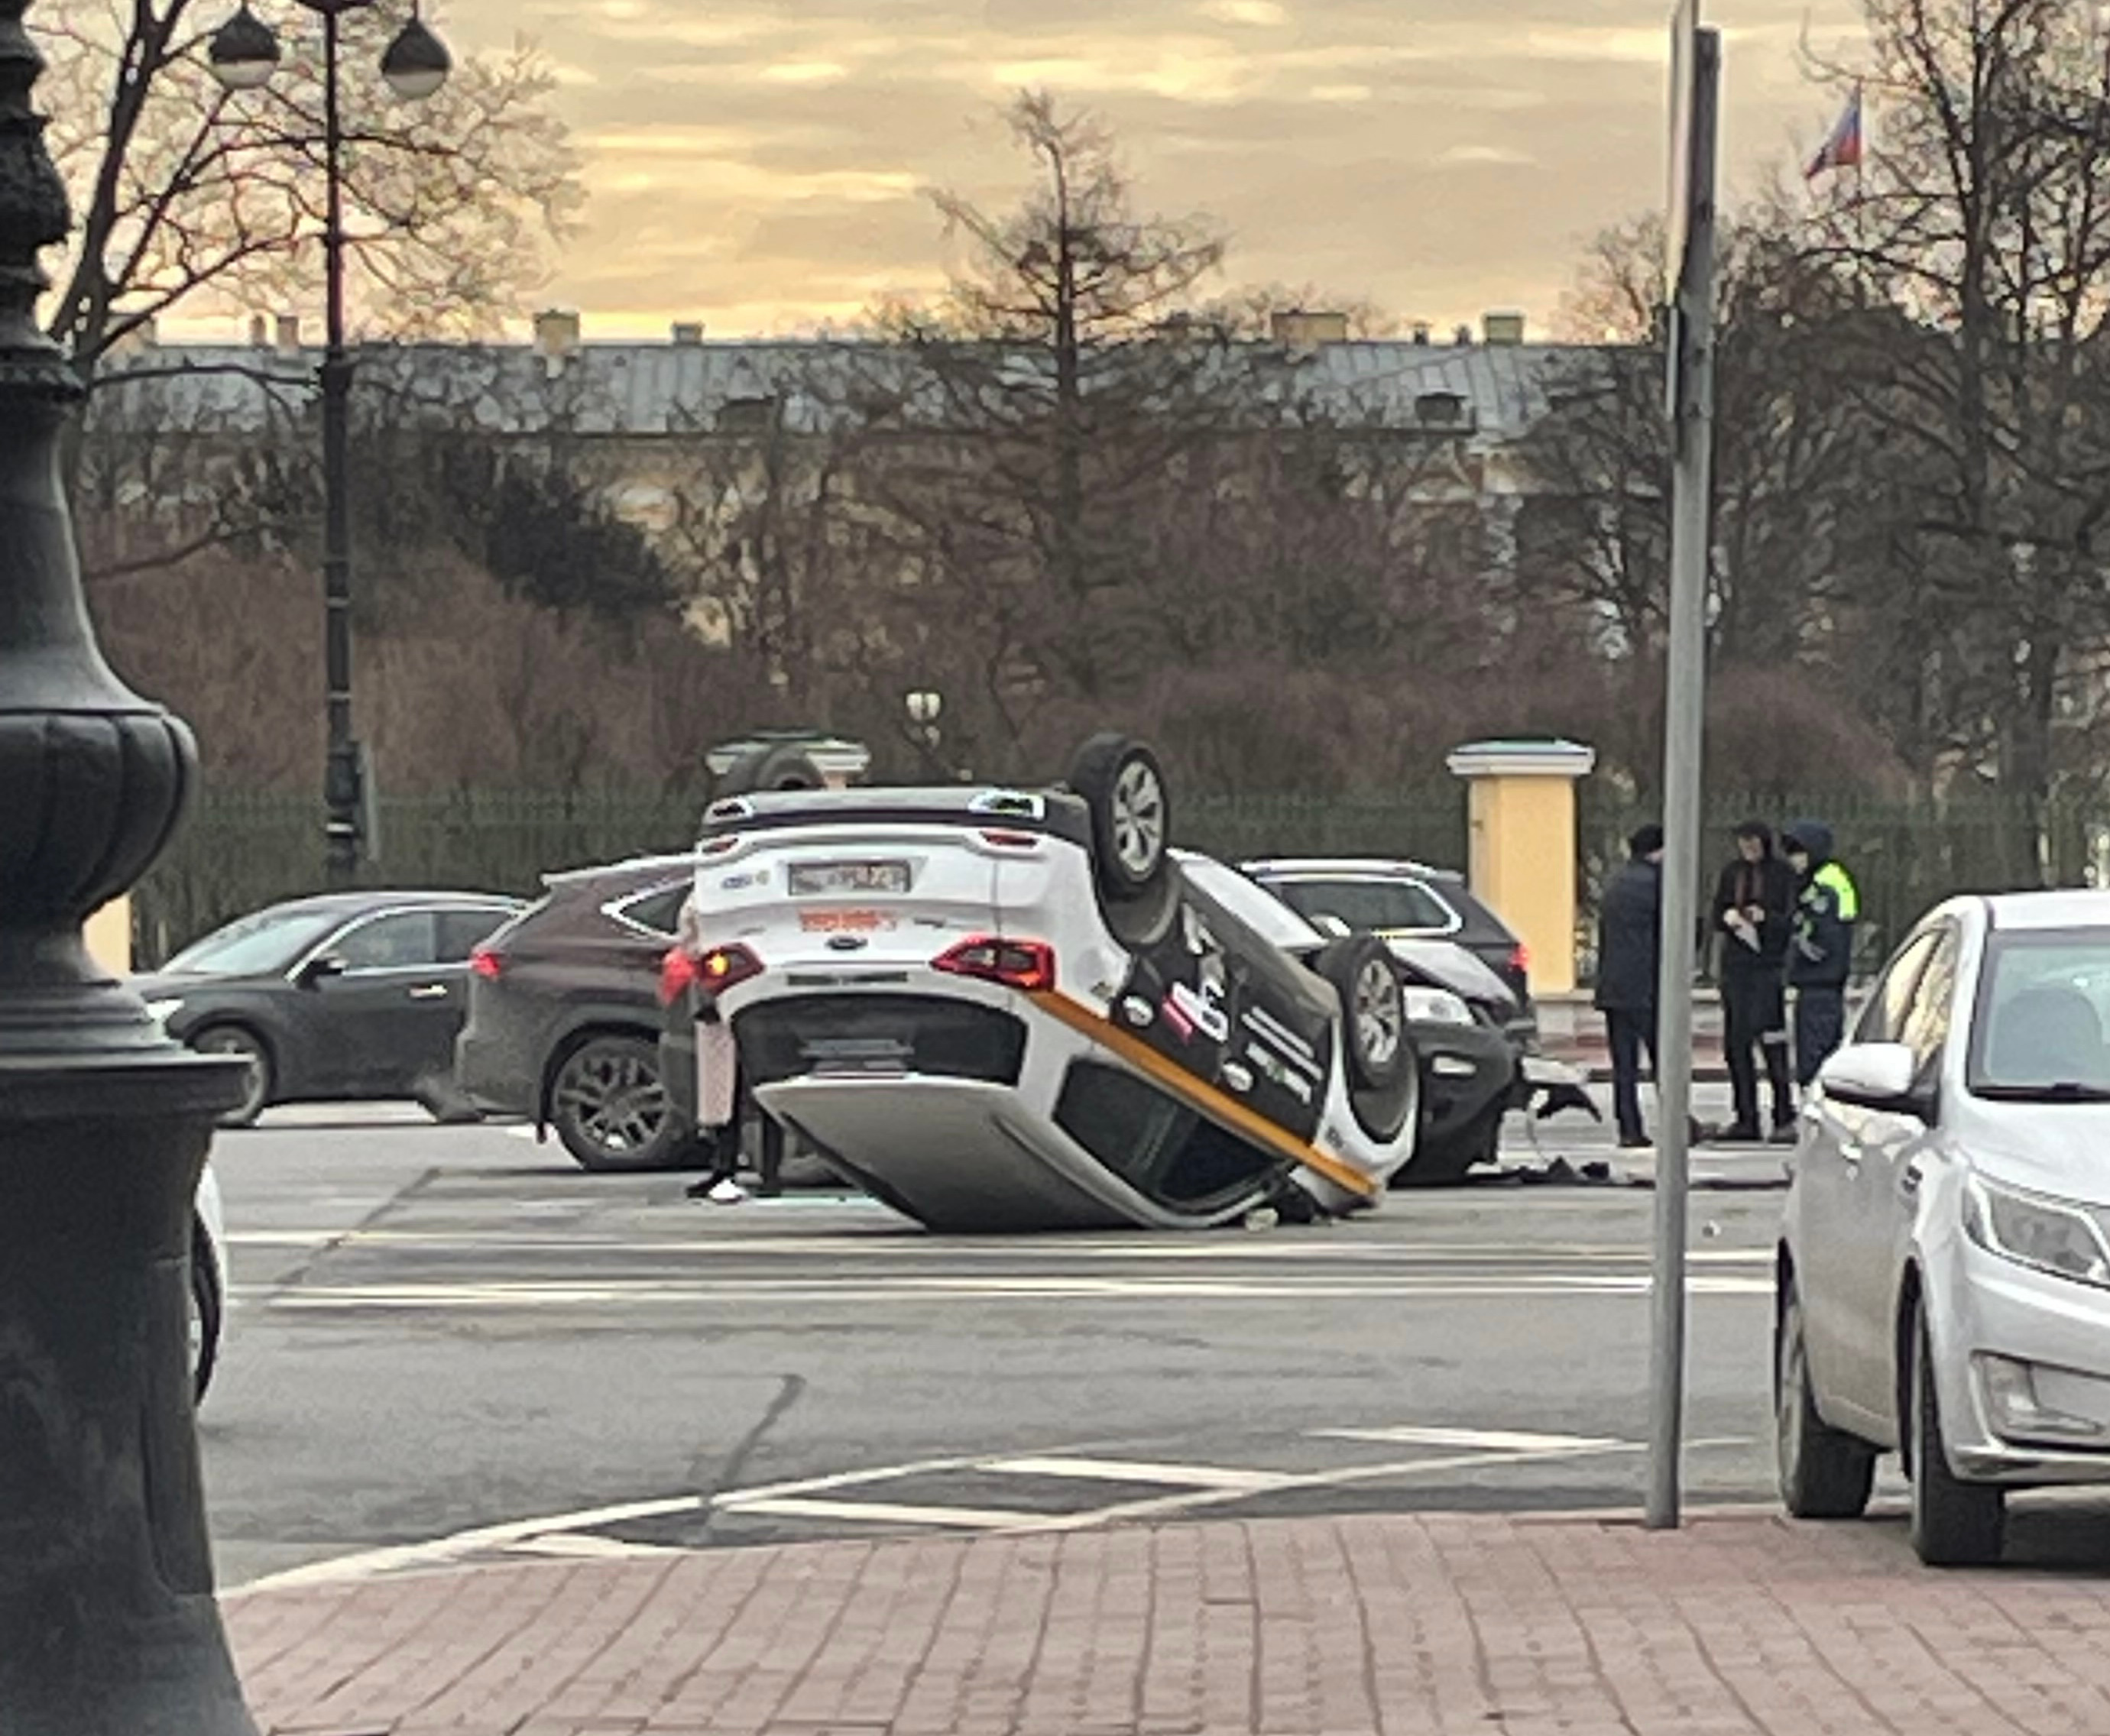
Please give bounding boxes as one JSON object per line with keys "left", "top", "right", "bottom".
{"left": 979, "top": 830, "right": 1041, "bottom": 850}
{"left": 698, "top": 834, "right": 743, "bottom": 857}
{"left": 933, "top": 936, "right": 1056, "bottom": 993}
{"left": 1509, "top": 942, "right": 1530, "bottom": 976}
{"left": 657, "top": 942, "right": 765, "bottom": 1006}
{"left": 470, "top": 945, "right": 503, "bottom": 980}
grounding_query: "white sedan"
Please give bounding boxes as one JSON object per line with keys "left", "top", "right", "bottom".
{"left": 1778, "top": 889, "right": 2110, "bottom": 1564}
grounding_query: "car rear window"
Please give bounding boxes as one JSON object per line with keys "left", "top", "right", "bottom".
{"left": 1269, "top": 878, "right": 1457, "bottom": 934}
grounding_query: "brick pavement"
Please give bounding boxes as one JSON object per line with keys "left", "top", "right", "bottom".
{"left": 222, "top": 1511, "right": 2110, "bottom": 1735}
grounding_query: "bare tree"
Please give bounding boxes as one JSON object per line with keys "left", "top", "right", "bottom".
{"left": 36, "top": 1, "right": 579, "bottom": 375}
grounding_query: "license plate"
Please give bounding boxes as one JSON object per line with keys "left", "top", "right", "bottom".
{"left": 789, "top": 860, "right": 910, "bottom": 896}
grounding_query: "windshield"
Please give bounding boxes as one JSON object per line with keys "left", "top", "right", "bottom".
{"left": 163, "top": 907, "right": 344, "bottom": 978}
{"left": 1266, "top": 877, "right": 1455, "bottom": 934}
{"left": 1969, "top": 928, "right": 2110, "bottom": 1096}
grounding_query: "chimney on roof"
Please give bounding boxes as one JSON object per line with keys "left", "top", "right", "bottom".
{"left": 1411, "top": 321, "right": 1431, "bottom": 346}
{"left": 1483, "top": 310, "right": 1526, "bottom": 346}
{"left": 248, "top": 314, "right": 268, "bottom": 348}
{"left": 274, "top": 313, "right": 302, "bottom": 355}
{"left": 1270, "top": 309, "right": 1350, "bottom": 348}
{"left": 1454, "top": 323, "right": 1474, "bottom": 346}
{"left": 672, "top": 321, "right": 705, "bottom": 345}
{"left": 533, "top": 309, "right": 582, "bottom": 375}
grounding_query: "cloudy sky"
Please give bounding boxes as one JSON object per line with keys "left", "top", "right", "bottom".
{"left": 436, "top": 0, "right": 1865, "bottom": 340}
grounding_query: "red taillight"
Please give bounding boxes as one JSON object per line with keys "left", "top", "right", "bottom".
{"left": 1509, "top": 942, "right": 1530, "bottom": 976}
{"left": 933, "top": 936, "right": 1056, "bottom": 993}
{"left": 658, "top": 942, "right": 764, "bottom": 1006}
{"left": 470, "top": 945, "right": 503, "bottom": 980}
{"left": 979, "top": 830, "right": 1041, "bottom": 850}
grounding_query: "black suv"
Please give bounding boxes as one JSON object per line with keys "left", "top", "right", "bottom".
{"left": 1240, "top": 858, "right": 1536, "bottom": 1045}
{"left": 454, "top": 856, "right": 699, "bottom": 1171}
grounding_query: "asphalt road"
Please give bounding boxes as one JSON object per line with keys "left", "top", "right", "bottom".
{"left": 202, "top": 1092, "right": 1797, "bottom": 1594}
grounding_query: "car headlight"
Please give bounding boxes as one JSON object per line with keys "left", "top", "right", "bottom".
{"left": 1962, "top": 1172, "right": 2110, "bottom": 1289}
{"left": 144, "top": 998, "right": 183, "bottom": 1025}
{"left": 1402, "top": 986, "right": 1473, "bottom": 1026}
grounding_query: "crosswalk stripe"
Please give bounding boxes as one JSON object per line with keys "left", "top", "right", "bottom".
{"left": 981, "top": 1456, "right": 1290, "bottom": 1491}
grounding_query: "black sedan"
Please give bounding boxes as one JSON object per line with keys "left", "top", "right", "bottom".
{"left": 136, "top": 890, "right": 522, "bottom": 1126}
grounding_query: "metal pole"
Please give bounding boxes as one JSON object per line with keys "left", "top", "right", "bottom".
{"left": 320, "top": 5, "right": 360, "bottom": 883}
{"left": 1646, "top": 22, "right": 1720, "bottom": 1532}
{"left": 0, "top": 3, "right": 255, "bottom": 1728}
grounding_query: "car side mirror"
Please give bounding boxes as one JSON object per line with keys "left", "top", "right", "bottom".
{"left": 1819, "top": 1041, "right": 1930, "bottom": 1119}
{"left": 297, "top": 954, "right": 346, "bottom": 989}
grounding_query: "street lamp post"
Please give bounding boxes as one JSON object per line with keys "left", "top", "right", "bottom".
{"left": 209, "top": 1, "right": 450, "bottom": 884}
{"left": 0, "top": 3, "right": 255, "bottom": 1731}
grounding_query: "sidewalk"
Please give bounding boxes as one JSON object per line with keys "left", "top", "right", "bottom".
{"left": 223, "top": 1509, "right": 2110, "bottom": 1735}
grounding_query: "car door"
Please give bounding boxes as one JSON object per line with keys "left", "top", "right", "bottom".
{"left": 308, "top": 908, "right": 453, "bottom": 1094}
{"left": 1794, "top": 927, "right": 1936, "bottom": 1424}
{"left": 1839, "top": 922, "right": 1960, "bottom": 1434}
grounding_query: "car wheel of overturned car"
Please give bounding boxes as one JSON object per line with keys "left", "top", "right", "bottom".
{"left": 1907, "top": 1311, "right": 2005, "bottom": 1566}
{"left": 187, "top": 1217, "right": 221, "bottom": 1406}
{"left": 1392, "top": 1100, "right": 1502, "bottom": 1188}
{"left": 192, "top": 1024, "right": 271, "bottom": 1129}
{"left": 1068, "top": 734, "right": 1171, "bottom": 896}
{"left": 1318, "top": 936, "right": 1409, "bottom": 1092}
{"left": 715, "top": 743, "right": 828, "bottom": 796}
{"left": 549, "top": 1034, "right": 686, "bottom": 1172}
{"left": 1774, "top": 1283, "right": 1874, "bottom": 1519}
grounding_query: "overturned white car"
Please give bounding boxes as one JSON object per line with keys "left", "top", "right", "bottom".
{"left": 659, "top": 736, "right": 1463, "bottom": 1230}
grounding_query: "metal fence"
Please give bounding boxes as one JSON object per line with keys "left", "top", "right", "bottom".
{"left": 131, "top": 782, "right": 2107, "bottom": 976}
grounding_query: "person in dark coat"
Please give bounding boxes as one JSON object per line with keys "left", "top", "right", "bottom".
{"left": 1782, "top": 818, "right": 1859, "bottom": 1086}
{"left": 1595, "top": 824, "right": 1664, "bottom": 1148}
{"left": 1708, "top": 818, "right": 1798, "bottom": 1142}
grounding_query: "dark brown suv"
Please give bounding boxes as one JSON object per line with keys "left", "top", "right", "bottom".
{"left": 454, "top": 855, "right": 700, "bottom": 1171}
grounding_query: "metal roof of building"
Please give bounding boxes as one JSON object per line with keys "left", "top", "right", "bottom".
{"left": 87, "top": 337, "right": 1609, "bottom": 445}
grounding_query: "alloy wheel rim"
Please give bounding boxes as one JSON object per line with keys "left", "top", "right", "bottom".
{"left": 559, "top": 1048, "right": 667, "bottom": 1155}
{"left": 1353, "top": 959, "right": 1402, "bottom": 1067}
{"left": 201, "top": 1032, "right": 264, "bottom": 1118}
{"left": 1111, "top": 760, "right": 1165, "bottom": 876}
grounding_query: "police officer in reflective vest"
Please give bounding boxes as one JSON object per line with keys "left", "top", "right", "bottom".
{"left": 1781, "top": 819, "right": 1859, "bottom": 1086}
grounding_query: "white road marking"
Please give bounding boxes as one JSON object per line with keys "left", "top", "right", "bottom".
{"left": 225, "top": 1492, "right": 707, "bottom": 1595}
{"left": 981, "top": 1456, "right": 1290, "bottom": 1491}
{"left": 724, "top": 1497, "right": 1042, "bottom": 1529}
{"left": 498, "top": 1534, "right": 692, "bottom": 1561}
{"left": 1311, "top": 1426, "right": 1624, "bottom": 1453}
{"left": 251, "top": 1274, "right": 1771, "bottom": 1308}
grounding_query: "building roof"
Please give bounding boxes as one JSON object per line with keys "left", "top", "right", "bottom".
{"left": 86, "top": 336, "right": 1608, "bottom": 446}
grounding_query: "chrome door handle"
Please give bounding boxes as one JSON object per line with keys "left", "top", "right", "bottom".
{"left": 409, "top": 984, "right": 449, "bottom": 1000}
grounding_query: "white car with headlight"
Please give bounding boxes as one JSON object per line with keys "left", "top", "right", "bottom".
{"left": 660, "top": 735, "right": 1479, "bottom": 1230}
{"left": 1778, "top": 889, "right": 2110, "bottom": 1564}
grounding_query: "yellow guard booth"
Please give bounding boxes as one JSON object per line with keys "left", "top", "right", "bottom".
{"left": 1446, "top": 739, "right": 1596, "bottom": 996}
{"left": 86, "top": 896, "right": 131, "bottom": 976}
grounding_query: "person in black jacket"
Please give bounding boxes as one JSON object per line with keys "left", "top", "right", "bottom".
{"left": 1708, "top": 818, "right": 1798, "bottom": 1142}
{"left": 1594, "top": 824, "right": 1664, "bottom": 1148}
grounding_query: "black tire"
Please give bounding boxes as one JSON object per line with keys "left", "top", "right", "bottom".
{"left": 414, "top": 1073, "right": 485, "bottom": 1125}
{"left": 1316, "top": 936, "right": 1409, "bottom": 1093}
{"left": 1775, "top": 1283, "right": 1875, "bottom": 1519}
{"left": 188, "top": 1218, "right": 221, "bottom": 1407}
{"left": 716, "top": 743, "right": 826, "bottom": 796}
{"left": 1068, "top": 734, "right": 1171, "bottom": 896}
{"left": 1908, "top": 1312, "right": 2005, "bottom": 1566}
{"left": 192, "top": 1025, "right": 271, "bottom": 1129}
{"left": 1393, "top": 1101, "right": 1502, "bottom": 1188}
{"left": 548, "top": 1035, "right": 685, "bottom": 1172}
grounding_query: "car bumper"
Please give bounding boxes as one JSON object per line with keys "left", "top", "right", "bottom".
{"left": 455, "top": 1024, "right": 536, "bottom": 1117}
{"left": 1412, "top": 1020, "right": 1517, "bottom": 1146}
{"left": 1937, "top": 1236, "right": 2110, "bottom": 1483}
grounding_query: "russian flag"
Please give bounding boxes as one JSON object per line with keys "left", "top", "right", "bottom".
{"left": 1805, "top": 85, "right": 1864, "bottom": 180}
